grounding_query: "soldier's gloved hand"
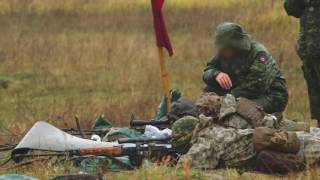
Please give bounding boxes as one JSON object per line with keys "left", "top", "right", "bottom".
{"left": 215, "top": 72, "right": 232, "bottom": 90}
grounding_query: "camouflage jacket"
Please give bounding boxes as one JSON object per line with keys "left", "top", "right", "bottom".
{"left": 284, "top": 0, "right": 320, "bottom": 59}
{"left": 203, "top": 41, "right": 283, "bottom": 99}
{"left": 179, "top": 125, "right": 255, "bottom": 169}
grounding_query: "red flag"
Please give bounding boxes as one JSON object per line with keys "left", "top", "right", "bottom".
{"left": 151, "top": 0, "right": 173, "bottom": 56}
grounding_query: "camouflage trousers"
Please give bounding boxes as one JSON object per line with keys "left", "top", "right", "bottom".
{"left": 203, "top": 78, "right": 288, "bottom": 114}
{"left": 301, "top": 61, "right": 320, "bottom": 120}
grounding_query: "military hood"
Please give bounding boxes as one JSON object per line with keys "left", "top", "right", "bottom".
{"left": 214, "top": 22, "right": 251, "bottom": 52}
{"left": 171, "top": 116, "right": 199, "bottom": 154}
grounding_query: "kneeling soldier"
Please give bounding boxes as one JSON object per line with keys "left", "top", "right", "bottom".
{"left": 203, "top": 22, "right": 288, "bottom": 114}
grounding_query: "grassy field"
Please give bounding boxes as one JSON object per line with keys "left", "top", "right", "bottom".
{"left": 0, "top": 0, "right": 317, "bottom": 179}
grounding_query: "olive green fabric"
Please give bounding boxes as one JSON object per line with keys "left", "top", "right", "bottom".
{"left": 283, "top": 0, "right": 305, "bottom": 18}
{"left": 103, "top": 128, "right": 142, "bottom": 141}
{"left": 171, "top": 116, "right": 199, "bottom": 154}
{"left": 78, "top": 156, "right": 132, "bottom": 172}
{"left": 302, "top": 63, "right": 320, "bottom": 121}
{"left": 92, "top": 116, "right": 112, "bottom": 130}
{"left": 155, "top": 89, "right": 197, "bottom": 124}
{"left": 203, "top": 22, "right": 288, "bottom": 114}
{"left": 155, "top": 89, "right": 182, "bottom": 120}
{"left": 284, "top": 0, "right": 320, "bottom": 120}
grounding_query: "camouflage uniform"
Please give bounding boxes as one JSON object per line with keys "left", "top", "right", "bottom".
{"left": 195, "top": 93, "right": 278, "bottom": 129}
{"left": 203, "top": 22, "right": 288, "bottom": 114}
{"left": 173, "top": 94, "right": 266, "bottom": 169}
{"left": 179, "top": 124, "right": 255, "bottom": 169}
{"left": 173, "top": 93, "right": 320, "bottom": 169}
{"left": 174, "top": 117, "right": 320, "bottom": 169}
{"left": 284, "top": 0, "right": 320, "bottom": 122}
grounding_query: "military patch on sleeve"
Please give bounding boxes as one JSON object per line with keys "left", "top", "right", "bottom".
{"left": 258, "top": 55, "right": 267, "bottom": 64}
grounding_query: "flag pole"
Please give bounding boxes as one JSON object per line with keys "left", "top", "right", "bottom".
{"left": 158, "top": 47, "right": 171, "bottom": 112}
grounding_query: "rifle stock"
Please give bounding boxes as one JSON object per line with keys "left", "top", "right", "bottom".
{"left": 79, "top": 147, "right": 122, "bottom": 156}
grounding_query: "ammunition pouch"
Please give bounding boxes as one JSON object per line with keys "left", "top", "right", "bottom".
{"left": 253, "top": 127, "right": 300, "bottom": 153}
{"left": 236, "top": 97, "right": 266, "bottom": 127}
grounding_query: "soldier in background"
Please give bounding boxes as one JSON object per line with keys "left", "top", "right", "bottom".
{"left": 284, "top": 0, "right": 320, "bottom": 126}
{"left": 203, "top": 22, "right": 288, "bottom": 114}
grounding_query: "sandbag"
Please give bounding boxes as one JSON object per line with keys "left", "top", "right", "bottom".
{"left": 253, "top": 127, "right": 300, "bottom": 153}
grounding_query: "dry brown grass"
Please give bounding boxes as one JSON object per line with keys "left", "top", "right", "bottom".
{"left": 0, "top": 0, "right": 316, "bottom": 179}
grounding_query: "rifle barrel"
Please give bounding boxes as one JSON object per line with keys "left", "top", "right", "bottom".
{"left": 118, "top": 135, "right": 171, "bottom": 144}
{"left": 130, "top": 120, "right": 169, "bottom": 127}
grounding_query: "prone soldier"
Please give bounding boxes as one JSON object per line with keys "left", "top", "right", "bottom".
{"left": 172, "top": 93, "right": 319, "bottom": 174}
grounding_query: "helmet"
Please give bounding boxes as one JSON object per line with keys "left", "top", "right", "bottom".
{"left": 171, "top": 116, "right": 199, "bottom": 154}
